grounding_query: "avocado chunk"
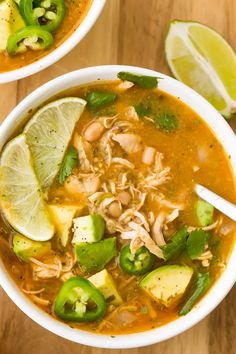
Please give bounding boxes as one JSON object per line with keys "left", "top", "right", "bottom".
{"left": 89, "top": 269, "right": 123, "bottom": 305}
{"left": 48, "top": 203, "right": 85, "bottom": 247}
{"left": 195, "top": 200, "right": 214, "bottom": 226}
{"left": 72, "top": 214, "right": 105, "bottom": 244}
{"left": 13, "top": 233, "right": 51, "bottom": 262}
{"left": 0, "top": 0, "right": 25, "bottom": 52}
{"left": 75, "top": 237, "right": 117, "bottom": 273}
{"left": 140, "top": 265, "right": 193, "bottom": 307}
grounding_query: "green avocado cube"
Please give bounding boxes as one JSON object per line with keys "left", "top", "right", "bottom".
{"left": 196, "top": 200, "right": 214, "bottom": 226}
{"left": 140, "top": 265, "right": 193, "bottom": 307}
{"left": 13, "top": 233, "right": 51, "bottom": 262}
{"left": 75, "top": 237, "right": 117, "bottom": 273}
{"left": 72, "top": 214, "right": 105, "bottom": 243}
{"left": 89, "top": 269, "right": 123, "bottom": 305}
{"left": 0, "top": 0, "right": 25, "bottom": 52}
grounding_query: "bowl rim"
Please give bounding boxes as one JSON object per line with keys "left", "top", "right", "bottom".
{"left": 0, "top": 0, "right": 106, "bottom": 84}
{"left": 0, "top": 65, "right": 236, "bottom": 349}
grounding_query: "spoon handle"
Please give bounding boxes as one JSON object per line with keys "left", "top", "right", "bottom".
{"left": 195, "top": 184, "right": 236, "bottom": 222}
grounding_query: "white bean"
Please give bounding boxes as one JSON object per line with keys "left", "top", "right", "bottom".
{"left": 84, "top": 122, "right": 104, "bottom": 142}
{"left": 117, "top": 191, "right": 131, "bottom": 206}
{"left": 108, "top": 201, "right": 122, "bottom": 218}
{"left": 142, "top": 146, "right": 156, "bottom": 165}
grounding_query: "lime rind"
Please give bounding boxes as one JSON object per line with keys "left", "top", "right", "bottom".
{"left": 165, "top": 20, "right": 236, "bottom": 118}
{"left": 0, "top": 134, "right": 54, "bottom": 241}
{"left": 24, "top": 97, "right": 86, "bottom": 192}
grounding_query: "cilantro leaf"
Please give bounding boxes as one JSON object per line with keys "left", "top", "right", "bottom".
{"left": 154, "top": 112, "right": 178, "bottom": 131}
{"left": 59, "top": 147, "right": 78, "bottom": 184}
{"left": 162, "top": 227, "right": 188, "bottom": 261}
{"left": 87, "top": 91, "right": 117, "bottom": 111}
{"left": 186, "top": 230, "right": 210, "bottom": 260}
{"left": 134, "top": 103, "right": 152, "bottom": 118}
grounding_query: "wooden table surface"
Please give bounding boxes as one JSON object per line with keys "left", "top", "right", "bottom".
{"left": 0, "top": 1, "right": 236, "bottom": 353}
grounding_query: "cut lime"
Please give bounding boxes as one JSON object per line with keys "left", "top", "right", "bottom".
{"left": 0, "top": 135, "right": 54, "bottom": 241}
{"left": 165, "top": 20, "right": 236, "bottom": 118}
{"left": 24, "top": 97, "right": 86, "bottom": 193}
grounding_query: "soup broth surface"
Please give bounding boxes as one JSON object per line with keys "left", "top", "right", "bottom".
{"left": 0, "top": 0, "right": 92, "bottom": 73}
{"left": 0, "top": 80, "right": 235, "bottom": 335}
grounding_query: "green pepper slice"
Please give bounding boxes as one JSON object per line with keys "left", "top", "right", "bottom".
{"left": 20, "top": 0, "right": 66, "bottom": 32}
{"left": 179, "top": 272, "right": 211, "bottom": 316}
{"left": 7, "top": 26, "right": 53, "bottom": 56}
{"left": 54, "top": 277, "right": 106, "bottom": 322}
{"left": 119, "top": 245, "right": 155, "bottom": 276}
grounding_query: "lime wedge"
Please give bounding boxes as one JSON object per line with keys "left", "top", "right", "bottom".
{"left": 0, "top": 135, "right": 54, "bottom": 241}
{"left": 165, "top": 20, "right": 236, "bottom": 118}
{"left": 24, "top": 97, "right": 86, "bottom": 193}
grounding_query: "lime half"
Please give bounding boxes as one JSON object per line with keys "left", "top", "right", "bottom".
{"left": 24, "top": 97, "right": 86, "bottom": 193}
{"left": 165, "top": 20, "right": 236, "bottom": 118}
{"left": 0, "top": 135, "right": 54, "bottom": 241}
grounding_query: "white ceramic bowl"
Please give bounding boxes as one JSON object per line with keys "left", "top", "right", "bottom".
{"left": 0, "top": 65, "right": 236, "bottom": 349}
{"left": 0, "top": 0, "right": 106, "bottom": 84}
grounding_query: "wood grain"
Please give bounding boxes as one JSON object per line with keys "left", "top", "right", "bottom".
{"left": 0, "top": 1, "right": 236, "bottom": 353}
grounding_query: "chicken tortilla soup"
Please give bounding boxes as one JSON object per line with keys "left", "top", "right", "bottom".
{"left": 0, "top": 0, "right": 92, "bottom": 73}
{"left": 0, "top": 72, "right": 235, "bottom": 335}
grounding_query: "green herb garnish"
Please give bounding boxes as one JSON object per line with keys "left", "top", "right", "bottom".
{"left": 162, "top": 227, "right": 188, "bottom": 261}
{"left": 134, "top": 103, "right": 152, "bottom": 117}
{"left": 87, "top": 91, "right": 117, "bottom": 110}
{"left": 118, "top": 72, "right": 158, "bottom": 89}
{"left": 179, "top": 272, "right": 211, "bottom": 315}
{"left": 186, "top": 230, "right": 210, "bottom": 260}
{"left": 59, "top": 147, "right": 78, "bottom": 184}
{"left": 154, "top": 112, "right": 178, "bottom": 131}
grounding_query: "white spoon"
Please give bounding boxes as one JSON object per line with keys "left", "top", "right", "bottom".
{"left": 195, "top": 184, "right": 236, "bottom": 222}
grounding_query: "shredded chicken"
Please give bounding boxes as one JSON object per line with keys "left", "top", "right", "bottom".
{"left": 60, "top": 272, "right": 74, "bottom": 282}
{"left": 73, "top": 133, "right": 93, "bottom": 172}
{"left": 197, "top": 250, "right": 213, "bottom": 261}
{"left": 127, "top": 222, "right": 164, "bottom": 258}
{"left": 30, "top": 251, "right": 75, "bottom": 280}
{"left": 152, "top": 209, "right": 179, "bottom": 245}
{"left": 125, "top": 106, "right": 139, "bottom": 121}
{"left": 30, "top": 295, "right": 50, "bottom": 306}
{"left": 152, "top": 193, "right": 185, "bottom": 210}
{"left": 133, "top": 211, "right": 150, "bottom": 231}
{"left": 99, "top": 116, "right": 117, "bottom": 128}
{"left": 166, "top": 209, "right": 179, "bottom": 224}
{"left": 152, "top": 212, "right": 166, "bottom": 246}
{"left": 130, "top": 236, "right": 145, "bottom": 254}
{"left": 65, "top": 174, "right": 101, "bottom": 196}
{"left": 117, "top": 80, "right": 134, "bottom": 91}
{"left": 112, "top": 134, "right": 142, "bottom": 154}
{"left": 187, "top": 220, "right": 218, "bottom": 233}
{"left": 112, "top": 157, "right": 135, "bottom": 169}
{"left": 21, "top": 286, "right": 45, "bottom": 295}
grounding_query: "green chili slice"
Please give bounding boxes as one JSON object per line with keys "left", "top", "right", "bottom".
{"left": 20, "top": 0, "right": 66, "bottom": 32}
{"left": 7, "top": 26, "right": 53, "bottom": 56}
{"left": 117, "top": 72, "right": 159, "bottom": 89}
{"left": 179, "top": 272, "right": 211, "bottom": 316}
{"left": 87, "top": 91, "right": 117, "bottom": 111}
{"left": 119, "top": 245, "right": 155, "bottom": 276}
{"left": 54, "top": 277, "right": 106, "bottom": 322}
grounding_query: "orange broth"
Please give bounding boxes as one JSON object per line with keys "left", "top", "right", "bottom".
{"left": 0, "top": 0, "right": 92, "bottom": 73}
{"left": 0, "top": 80, "right": 235, "bottom": 335}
